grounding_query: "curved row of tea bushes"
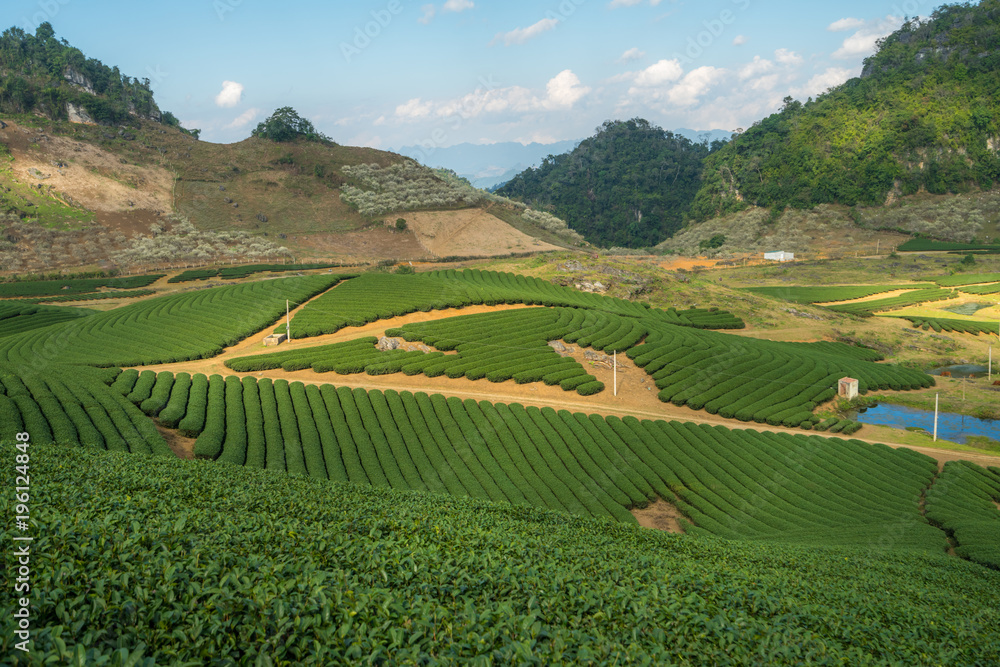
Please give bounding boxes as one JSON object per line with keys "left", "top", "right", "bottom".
{"left": 132, "top": 373, "right": 955, "bottom": 554}
{"left": 925, "top": 460, "right": 1000, "bottom": 570}
{"left": 894, "top": 315, "right": 1000, "bottom": 336}
{"left": 287, "top": 269, "right": 743, "bottom": 338}
{"left": 0, "top": 302, "right": 95, "bottom": 337}
{"left": 0, "top": 273, "right": 163, "bottom": 298}
{"left": 627, "top": 320, "right": 932, "bottom": 429}
{"left": 0, "top": 275, "right": 342, "bottom": 368}
{"left": 821, "top": 288, "right": 954, "bottom": 316}
{"left": 0, "top": 363, "right": 169, "bottom": 454}
{"left": 742, "top": 284, "right": 937, "bottom": 304}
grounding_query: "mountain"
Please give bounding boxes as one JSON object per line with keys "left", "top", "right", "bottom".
{"left": 495, "top": 119, "right": 725, "bottom": 247}
{"left": 689, "top": 0, "right": 1000, "bottom": 222}
{"left": 0, "top": 25, "right": 586, "bottom": 274}
{"left": 394, "top": 139, "right": 580, "bottom": 190}
{"left": 396, "top": 130, "right": 731, "bottom": 192}
{"left": 0, "top": 22, "right": 180, "bottom": 130}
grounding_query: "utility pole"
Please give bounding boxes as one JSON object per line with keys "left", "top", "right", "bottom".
{"left": 933, "top": 393, "right": 939, "bottom": 442}
{"left": 613, "top": 350, "right": 617, "bottom": 397}
{"left": 876, "top": 239, "right": 880, "bottom": 255}
{"left": 286, "top": 300, "right": 291, "bottom": 341}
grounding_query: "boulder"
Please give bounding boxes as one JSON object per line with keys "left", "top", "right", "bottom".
{"left": 376, "top": 336, "right": 400, "bottom": 351}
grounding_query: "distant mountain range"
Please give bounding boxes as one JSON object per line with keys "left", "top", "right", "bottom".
{"left": 394, "top": 128, "right": 732, "bottom": 190}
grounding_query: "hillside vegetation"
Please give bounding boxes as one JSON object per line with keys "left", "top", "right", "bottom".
{"left": 497, "top": 119, "right": 721, "bottom": 248}
{"left": 0, "top": 23, "right": 166, "bottom": 126}
{"left": 3, "top": 444, "right": 999, "bottom": 664}
{"left": 691, "top": 1, "right": 1000, "bottom": 221}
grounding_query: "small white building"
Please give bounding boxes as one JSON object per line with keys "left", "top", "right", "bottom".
{"left": 764, "top": 251, "right": 794, "bottom": 262}
{"left": 838, "top": 377, "right": 859, "bottom": 400}
{"left": 263, "top": 333, "right": 287, "bottom": 347}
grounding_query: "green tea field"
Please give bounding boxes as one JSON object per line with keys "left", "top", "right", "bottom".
{"left": 2, "top": 262, "right": 999, "bottom": 663}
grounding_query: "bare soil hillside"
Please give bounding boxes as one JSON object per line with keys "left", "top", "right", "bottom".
{"left": 403, "top": 209, "right": 561, "bottom": 257}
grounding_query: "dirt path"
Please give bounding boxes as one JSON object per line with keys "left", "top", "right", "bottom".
{"left": 128, "top": 302, "right": 1000, "bottom": 470}
{"left": 156, "top": 424, "right": 196, "bottom": 459}
{"left": 632, "top": 498, "right": 686, "bottom": 533}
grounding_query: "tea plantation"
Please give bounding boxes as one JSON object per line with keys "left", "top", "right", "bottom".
{"left": 894, "top": 315, "right": 1000, "bottom": 336}
{"left": 2, "top": 445, "right": 999, "bottom": 664}
{"left": 2, "top": 268, "right": 999, "bottom": 663}
{"left": 0, "top": 274, "right": 343, "bottom": 368}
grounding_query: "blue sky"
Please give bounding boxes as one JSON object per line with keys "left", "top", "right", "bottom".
{"left": 9, "top": 0, "right": 947, "bottom": 147}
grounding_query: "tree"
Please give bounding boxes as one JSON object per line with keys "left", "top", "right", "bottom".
{"left": 251, "top": 107, "right": 332, "bottom": 143}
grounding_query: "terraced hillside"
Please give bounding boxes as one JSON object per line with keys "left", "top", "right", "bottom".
{"left": 2, "top": 266, "right": 999, "bottom": 664}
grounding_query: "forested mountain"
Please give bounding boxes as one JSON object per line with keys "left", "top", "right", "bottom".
{"left": 689, "top": 0, "right": 1000, "bottom": 221}
{"left": 0, "top": 22, "right": 183, "bottom": 129}
{"left": 496, "top": 119, "right": 723, "bottom": 247}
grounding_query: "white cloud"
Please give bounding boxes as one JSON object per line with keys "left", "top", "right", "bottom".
{"left": 492, "top": 18, "right": 559, "bottom": 45}
{"left": 832, "top": 15, "right": 903, "bottom": 59}
{"left": 738, "top": 56, "right": 773, "bottom": 80}
{"left": 617, "top": 47, "right": 645, "bottom": 63}
{"left": 632, "top": 59, "right": 683, "bottom": 87}
{"left": 828, "top": 17, "right": 866, "bottom": 32}
{"left": 390, "top": 70, "right": 589, "bottom": 124}
{"left": 224, "top": 107, "right": 259, "bottom": 129}
{"left": 214, "top": 81, "right": 244, "bottom": 108}
{"left": 543, "top": 70, "right": 591, "bottom": 109}
{"left": 442, "top": 0, "right": 473, "bottom": 11}
{"left": 418, "top": 4, "right": 435, "bottom": 24}
{"left": 395, "top": 98, "right": 434, "bottom": 119}
{"left": 667, "top": 66, "right": 725, "bottom": 106}
{"left": 793, "top": 67, "right": 856, "bottom": 97}
{"left": 774, "top": 48, "right": 803, "bottom": 66}
{"left": 732, "top": 34, "right": 747, "bottom": 45}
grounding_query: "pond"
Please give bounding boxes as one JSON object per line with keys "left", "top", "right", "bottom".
{"left": 849, "top": 403, "right": 1000, "bottom": 444}
{"left": 940, "top": 302, "right": 992, "bottom": 316}
{"left": 926, "top": 364, "right": 990, "bottom": 378}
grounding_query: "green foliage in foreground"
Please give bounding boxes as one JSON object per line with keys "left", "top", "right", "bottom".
{"left": 741, "top": 284, "right": 936, "bottom": 304}
{"left": 893, "top": 315, "right": 1000, "bottom": 336}
{"left": 2, "top": 445, "right": 999, "bottom": 664}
